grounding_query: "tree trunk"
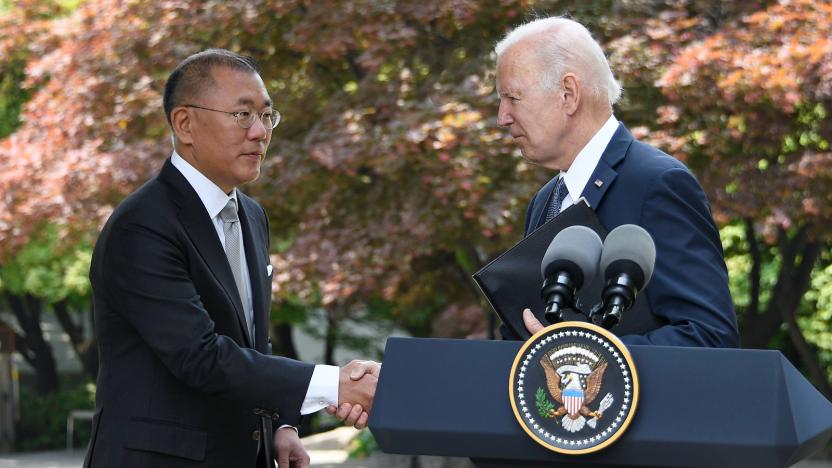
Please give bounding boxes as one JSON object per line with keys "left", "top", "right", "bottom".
{"left": 783, "top": 308, "right": 832, "bottom": 399}
{"left": 455, "top": 243, "right": 494, "bottom": 339}
{"left": 740, "top": 227, "right": 806, "bottom": 349}
{"left": 0, "top": 354, "right": 14, "bottom": 452}
{"left": 324, "top": 309, "right": 337, "bottom": 366}
{"left": 53, "top": 300, "right": 98, "bottom": 381}
{"left": 736, "top": 227, "right": 831, "bottom": 398}
{"left": 271, "top": 322, "right": 299, "bottom": 360}
{"left": 744, "top": 218, "right": 761, "bottom": 318}
{"left": 4, "top": 293, "right": 58, "bottom": 394}
{"left": 778, "top": 240, "right": 831, "bottom": 399}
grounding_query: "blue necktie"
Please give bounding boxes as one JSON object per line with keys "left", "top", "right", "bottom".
{"left": 545, "top": 176, "right": 569, "bottom": 222}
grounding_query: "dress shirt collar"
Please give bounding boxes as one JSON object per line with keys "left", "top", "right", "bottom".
{"left": 170, "top": 151, "right": 238, "bottom": 219}
{"left": 562, "top": 114, "right": 619, "bottom": 200}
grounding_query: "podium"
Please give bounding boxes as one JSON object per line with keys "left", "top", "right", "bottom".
{"left": 368, "top": 338, "right": 832, "bottom": 468}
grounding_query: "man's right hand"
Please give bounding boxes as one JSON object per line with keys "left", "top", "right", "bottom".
{"left": 327, "top": 360, "right": 379, "bottom": 429}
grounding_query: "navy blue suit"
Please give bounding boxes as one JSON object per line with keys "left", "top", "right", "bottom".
{"left": 504, "top": 124, "right": 738, "bottom": 347}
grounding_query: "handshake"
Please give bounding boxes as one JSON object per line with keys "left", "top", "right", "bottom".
{"left": 329, "top": 360, "right": 381, "bottom": 429}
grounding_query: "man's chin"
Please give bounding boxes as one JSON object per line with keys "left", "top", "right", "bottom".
{"left": 236, "top": 168, "right": 261, "bottom": 187}
{"left": 518, "top": 148, "right": 559, "bottom": 169}
{"left": 520, "top": 152, "right": 545, "bottom": 167}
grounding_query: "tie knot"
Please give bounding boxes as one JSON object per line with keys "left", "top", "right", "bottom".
{"left": 219, "top": 199, "right": 239, "bottom": 223}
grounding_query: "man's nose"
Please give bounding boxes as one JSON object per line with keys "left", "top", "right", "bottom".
{"left": 497, "top": 103, "right": 513, "bottom": 127}
{"left": 247, "top": 118, "right": 269, "bottom": 140}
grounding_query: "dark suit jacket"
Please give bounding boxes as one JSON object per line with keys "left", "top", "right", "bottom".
{"left": 84, "top": 159, "right": 314, "bottom": 468}
{"left": 502, "top": 124, "right": 739, "bottom": 347}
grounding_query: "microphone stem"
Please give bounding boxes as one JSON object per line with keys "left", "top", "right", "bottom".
{"left": 544, "top": 299, "right": 564, "bottom": 324}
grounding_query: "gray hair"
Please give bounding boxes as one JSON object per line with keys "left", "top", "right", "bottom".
{"left": 495, "top": 17, "right": 621, "bottom": 106}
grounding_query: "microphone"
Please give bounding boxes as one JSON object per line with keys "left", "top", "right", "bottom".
{"left": 540, "top": 226, "right": 603, "bottom": 324}
{"left": 597, "top": 224, "right": 656, "bottom": 329}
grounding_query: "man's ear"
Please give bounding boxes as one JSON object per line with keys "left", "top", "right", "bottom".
{"left": 560, "top": 73, "right": 581, "bottom": 116}
{"left": 171, "top": 107, "right": 194, "bottom": 146}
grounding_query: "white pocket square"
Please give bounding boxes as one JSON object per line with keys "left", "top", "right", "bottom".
{"left": 266, "top": 265, "right": 273, "bottom": 276}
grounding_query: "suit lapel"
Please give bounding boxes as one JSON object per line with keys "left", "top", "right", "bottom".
{"left": 159, "top": 160, "right": 253, "bottom": 348}
{"left": 580, "top": 123, "right": 633, "bottom": 211}
{"left": 238, "top": 197, "right": 269, "bottom": 352}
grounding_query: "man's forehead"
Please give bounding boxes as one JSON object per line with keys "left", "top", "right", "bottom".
{"left": 235, "top": 95, "right": 272, "bottom": 107}
{"left": 211, "top": 67, "right": 272, "bottom": 106}
{"left": 496, "top": 57, "right": 536, "bottom": 93}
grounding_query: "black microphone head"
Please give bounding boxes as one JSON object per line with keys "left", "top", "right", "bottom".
{"left": 541, "top": 225, "right": 603, "bottom": 289}
{"left": 600, "top": 224, "right": 656, "bottom": 289}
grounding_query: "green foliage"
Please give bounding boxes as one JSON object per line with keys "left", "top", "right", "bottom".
{"left": 536, "top": 387, "right": 555, "bottom": 419}
{"left": 347, "top": 429, "right": 379, "bottom": 459}
{"left": 271, "top": 297, "right": 311, "bottom": 325}
{"left": 15, "top": 381, "right": 96, "bottom": 451}
{"left": 721, "top": 223, "right": 832, "bottom": 384}
{"left": 0, "top": 225, "right": 92, "bottom": 306}
{"left": 57, "top": 0, "right": 83, "bottom": 11}
{"left": 720, "top": 223, "right": 779, "bottom": 316}
{"left": 0, "top": 55, "right": 29, "bottom": 139}
{"left": 800, "top": 251, "right": 832, "bottom": 378}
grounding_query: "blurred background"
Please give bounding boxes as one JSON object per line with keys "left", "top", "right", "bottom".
{"left": 0, "top": 0, "right": 830, "bottom": 463}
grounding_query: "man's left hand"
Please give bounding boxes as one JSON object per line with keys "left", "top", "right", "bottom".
{"left": 523, "top": 308, "right": 545, "bottom": 334}
{"left": 275, "top": 427, "right": 310, "bottom": 468}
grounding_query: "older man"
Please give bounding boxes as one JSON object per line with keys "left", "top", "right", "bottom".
{"left": 86, "top": 49, "right": 378, "bottom": 468}
{"left": 495, "top": 17, "right": 738, "bottom": 347}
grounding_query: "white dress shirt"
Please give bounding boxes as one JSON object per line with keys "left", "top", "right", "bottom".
{"left": 171, "top": 152, "right": 339, "bottom": 415}
{"left": 557, "top": 114, "right": 620, "bottom": 213}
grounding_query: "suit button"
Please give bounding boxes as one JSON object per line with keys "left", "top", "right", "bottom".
{"left": 252, "top": 430, "right": 260, "bottom": 441}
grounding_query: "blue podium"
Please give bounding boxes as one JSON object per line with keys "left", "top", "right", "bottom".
{"left": 368, "top": 338, "right": 832, "bottom": 468}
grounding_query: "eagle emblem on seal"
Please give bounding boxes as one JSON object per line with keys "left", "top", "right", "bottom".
{"left": 538, "top": 344, "right": 614, "bottom": 433}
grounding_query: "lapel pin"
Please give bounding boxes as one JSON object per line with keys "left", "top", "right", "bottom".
{"left": 594, "top": 179, "right": 604, "bottom": 188}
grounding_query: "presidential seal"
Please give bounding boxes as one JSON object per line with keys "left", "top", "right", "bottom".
{"left": 509, "top": 322, "right": 639, "bottom": 454}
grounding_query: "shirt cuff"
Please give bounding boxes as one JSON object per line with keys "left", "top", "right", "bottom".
{"left": 300, "top": 364, "right": 339, "bottom": 415}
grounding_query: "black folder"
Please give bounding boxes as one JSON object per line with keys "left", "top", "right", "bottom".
{"left": 473, "top": 199, "right": 609, "bottom": 339}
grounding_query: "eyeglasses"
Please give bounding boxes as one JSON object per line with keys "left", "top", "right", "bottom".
{"left": 183, "top": 104, "right": 281, "bottom": 129}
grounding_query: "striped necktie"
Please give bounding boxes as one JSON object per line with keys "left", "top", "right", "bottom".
{"left": 545, "top": 176, "right": 569, "bottom": 222}
{"left": 219, "top": 199, "right": 254, "bottom": 341}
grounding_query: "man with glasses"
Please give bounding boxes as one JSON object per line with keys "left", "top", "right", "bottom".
{"left": 85, "top": 49, "right": 378, "bottom": 468}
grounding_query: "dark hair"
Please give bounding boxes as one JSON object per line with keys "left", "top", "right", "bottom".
{"left": 162, "top": 48, "right": 260, "bottom": 126}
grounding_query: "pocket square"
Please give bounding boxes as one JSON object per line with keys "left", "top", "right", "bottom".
{"left": 266, "top": 265, "right": 273, "bottom": 276}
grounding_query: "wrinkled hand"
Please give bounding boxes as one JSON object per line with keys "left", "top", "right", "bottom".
{"left": 325, "top": 360, "right": 380, "bottom": 429}
{"left": 274, "top": 427, "right": 309, "bottom": 468}
{"left": 523, "top": 308, "right": 545, "bottom": 335}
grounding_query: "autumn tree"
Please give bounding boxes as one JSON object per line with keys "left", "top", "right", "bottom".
{"left": 257, "top": 1, "right": 646, "bottom": 347}
{"left": 609, "top": 0, "right": 832, "bottom": 396}
{"left": 1, "top": 0, "right": 830, "bottom": 394}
